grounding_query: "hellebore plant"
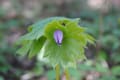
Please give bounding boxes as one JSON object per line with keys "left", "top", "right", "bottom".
{"left": 17, "top": 17, "right": 94, "bottom": 80}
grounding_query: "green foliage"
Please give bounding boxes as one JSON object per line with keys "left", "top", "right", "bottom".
{"left": 99, "top": 75, "right": 117, "bottom": 80}
{"left": 19, "top": 17, "right": 66, "bottom": 40}
{"left": 111, "top": 66, "right": 120, "bottom": 76}
{"left": 46, "top": 70, "right": 56, "bottom": 80}
{"left": 1, "top": 0, "right": 120, "bottom": 79}
{"left": 0, "top": 7, "right": 6, "bottom": 17}
{"left": 0, "top": 76, "right": 4, "bottom": 80}
{"left": 69, "top": 68, "right": 82, "bottom": 80}
{"left": 111, "top": 53, "right": 120, "bottom": 63}
{"left": 97, "top": 51, "right": 108, "bottom": 60}
{"left": 0, "top": 55, "right": 11, "bottom": 73}
{"left": 31, "top": 62, "right": 44, "bottom": 76}
{"left": 17, "top": 17, "right": 94, "bottom": 68}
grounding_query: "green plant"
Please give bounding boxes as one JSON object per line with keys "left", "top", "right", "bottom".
{"left": 17, "top": 17, "right": 94, "bottom": 80}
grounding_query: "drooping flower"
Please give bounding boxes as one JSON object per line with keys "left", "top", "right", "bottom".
{"left": 54, "top": 30, "right": 63, "bottom": 45}
{"left": 17, "top": 17, "right": 94, "bottom": 68}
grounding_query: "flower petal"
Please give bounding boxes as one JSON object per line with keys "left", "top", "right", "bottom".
{"left": 54, "top": 30, "right": 63, "bottom": 45}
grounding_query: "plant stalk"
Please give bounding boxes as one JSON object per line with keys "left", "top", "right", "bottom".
{"left": 65, "top": 69, "right": 70, "bottom": 80}
{"left": 55, "top": 64, "right": 60, "bottom": 80}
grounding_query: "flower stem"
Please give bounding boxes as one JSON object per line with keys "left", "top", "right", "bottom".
{"left": 65, "top": 69, "right": 70, "bottom": 80}
{"left": 55, "top": 64, "right": 60, "bottom": 80}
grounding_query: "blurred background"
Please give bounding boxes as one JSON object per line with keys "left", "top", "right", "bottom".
{"left": 0, "top": 0, "right": 120, "bottom": 80}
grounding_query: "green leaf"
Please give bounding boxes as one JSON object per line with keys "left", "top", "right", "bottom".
{"left": 20, "top": 17, "right": 68, "bottom": 41}
{"left": 85, "top": 33, "right": 95, "bottom": 44}
{"left": 28, "top": 36, "right": 46, "bottom": 58}
{"left": 16, "top": 41, "right": 32, "bottom": 56}
{"left": 18, "top": 17, "right": 95, "bottom": 68}
{"left": 39, "top": 37, "right": 86, "bottom": 68}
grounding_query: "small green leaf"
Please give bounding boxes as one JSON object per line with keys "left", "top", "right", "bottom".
{"left": 17, "top": 41, "right": 32, "bottom": 56}
{"left": 28, "top": 36, "right": 46, "bottom": 58}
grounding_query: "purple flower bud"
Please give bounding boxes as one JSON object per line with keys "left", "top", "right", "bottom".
{"left": 54, "top": 30, "right": 63, "bottom": 45}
